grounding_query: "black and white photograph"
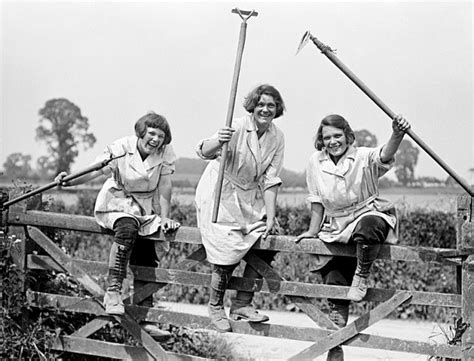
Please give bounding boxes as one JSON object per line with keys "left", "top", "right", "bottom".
{"left": 1, "top": 1, "right": 473, "bottom": 360}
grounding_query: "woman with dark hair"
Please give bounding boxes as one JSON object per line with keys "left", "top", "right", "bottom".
{"left": 195, "top": 84, "right": 286, "bottom": 332}
{"left": 295, "top": 113, "right": 410, "bottom": 360}
{"left": 55, "top": 111, "right": 180, "bottom": 340}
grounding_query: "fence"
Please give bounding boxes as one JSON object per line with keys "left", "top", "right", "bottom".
{"left": 2, "top": 190, "right": 473, "bottom": 360}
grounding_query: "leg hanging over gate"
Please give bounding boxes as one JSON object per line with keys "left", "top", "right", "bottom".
{"left": 209, "top": 263, "right": 237, "bottom": 332}
{"left": 347, "top": 215, "right": 389, "bottom": 302}
{"left": 104, "top": 218, "right": 138, "bottom": 315}
{"left": 230, "top": 250, "right": 273, "bottom": 322}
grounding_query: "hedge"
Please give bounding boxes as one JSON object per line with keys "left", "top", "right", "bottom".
{"left": 45, "top": 191, "right": 460, "bottom": 323}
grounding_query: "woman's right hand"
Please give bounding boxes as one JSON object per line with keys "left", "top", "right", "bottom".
{"left": 294, "top": 230, "right": 318, "bottom": 244}
{"left": 54, "top": 171, "right": 69, "bottom": 187}
{"left": 217, "top": 126, "right": 235, "bottom": 144}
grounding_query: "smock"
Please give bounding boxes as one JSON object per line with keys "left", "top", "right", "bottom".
{"left": 195, "top": 115, "right": 285, "bottom": 265}
{"left": 94, "top": 136, "right": 176, "bottom": 236}
{"left": 306, "top": 145, "right": 398, "bottom": 268}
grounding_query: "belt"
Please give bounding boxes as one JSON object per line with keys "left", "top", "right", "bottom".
{"left": 224, "top": 171, "right": 259, "bottom": 191}
{"left": 325, "top": 194, "right": 378, "bottom": 217}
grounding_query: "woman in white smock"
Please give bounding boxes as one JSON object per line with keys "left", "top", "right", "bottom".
{"left": 56, "top": 112, "right": 180, "bottom": 340}
{"left": 195, "top": 84, "right": 286, "bottom": 332}
{"left": 295, "top": 113, "right": 410, "bottom": 361}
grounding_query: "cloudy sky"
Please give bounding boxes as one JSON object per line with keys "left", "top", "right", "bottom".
{"left": 1, "top": 1, "right": 472, "bottom": 182}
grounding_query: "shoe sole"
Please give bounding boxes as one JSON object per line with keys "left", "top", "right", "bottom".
{"left": 105, "top": 307, "right": 125, "bottom": 315}
{"left": 230, "top": 314, "right": 269, "bottom": 323}
{"left": 149, "top": 334, "right": 172, "bottom": 341}
{"left": 213, "top": 326, "right": 232, "bottom": 333}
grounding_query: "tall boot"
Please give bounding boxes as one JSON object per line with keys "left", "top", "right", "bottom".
{"left": 347, "top": 243, "right": 381, "bottom": 302}
{"left": 327, "top": 301, "right": 349, "bottom": 361}
{"left": 230, "top": 263, "right": 269, "bottom": 322}
{"left": 104, "top": 240, "right": 134, "bottom": 315}
{"left": 209, "top": 264, "right": 235, "bottom": 332}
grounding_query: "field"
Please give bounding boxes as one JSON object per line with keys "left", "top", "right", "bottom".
{"left": 42, "top": 186, "right": 462, "bottom": 213}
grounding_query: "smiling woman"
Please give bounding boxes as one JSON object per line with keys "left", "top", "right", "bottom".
{"left": 53, "top": 111, "right": 180, "bottom": 340}
{"left": 194, "top": 84, "right": 287, "bottom": 332}
{"left": 135, "top": 114, "right": 171, "bottom": 159}
{"left": 296, "top": 112, "right": 411, "bottom": 360}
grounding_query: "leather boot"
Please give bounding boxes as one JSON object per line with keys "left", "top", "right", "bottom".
{"left": 347, "top": 243, "right": 380, "bottom": 302}
{"left": 327, "top": 302, "right": 349, "bottom": 361}
{"left": 230, "top": 263, "right": 269, "bottom": 322}
{"left": 208, "top": 264, "right": 235, "bottom": 332}
{"left": 104, "top": 241, "right": 133, "bottom": 314}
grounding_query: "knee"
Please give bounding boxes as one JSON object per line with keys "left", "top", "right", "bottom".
{"left": 113, "top": 217, "right": 139, "bottom": 248}
{"left": 352, "top": 215, "right": 389, "bottom": 245}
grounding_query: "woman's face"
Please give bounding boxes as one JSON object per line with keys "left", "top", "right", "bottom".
{"left": 253, "top": 94, "right": 277, "bottom": 134}
{"left": 137, "top": 127, "right": 166, "bottom": 156}
{"left": 321, "top": 125, "right": 349, "bottom": 160}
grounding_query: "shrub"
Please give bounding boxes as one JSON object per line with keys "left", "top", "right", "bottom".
{"left": 2, "top": 192, "right": 233, "bottom": 359}
{"left": 52, "top": 192, "right": 459, "bottom": 322}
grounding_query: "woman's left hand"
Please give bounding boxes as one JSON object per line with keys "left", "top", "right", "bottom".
{"left": 262, "top": 217, "right": 281, "bottom": 240}
{"left": 161, "top": 217, "right": 181, "bottom": 233}
{"left": 392, "top": 114, "right": 411, "bottom": 135}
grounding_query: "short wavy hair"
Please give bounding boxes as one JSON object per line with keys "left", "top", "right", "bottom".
{"left": 134, "top": 111, "right": 172, "bottom": 145}
{"left": 243, "top": 84, "right": 286, "bottom": 119}
{"left": 314, "top": 114, "right": 355, "bottom": 150}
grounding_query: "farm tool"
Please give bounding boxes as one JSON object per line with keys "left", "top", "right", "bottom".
{"left": 296, "top": 31, "right": 473, "bottom": 197}
{"left": 212, "top": 8, "right": 258, "bottom": 223}
{"left": 0, "top": 152, "right": 126, "bottom": 211}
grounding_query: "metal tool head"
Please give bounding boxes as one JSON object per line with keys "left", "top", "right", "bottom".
{"left": 231, "top": 8, "right": 258, "bottom": 21}
{"left": 296, "top": 30, "right": 313, "bottom": 55}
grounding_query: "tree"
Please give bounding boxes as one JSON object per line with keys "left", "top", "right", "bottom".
{"left": 3, "top": 152, "right": 32, "bottom": 179}
{"left": 36, "top": 155, "right": 55, "bottom": 179}
{"left": 36, "top": 98, "right": 96, "bottom": 173}
{"left": 394, "top": 139, "right": 419, "bottom": 186}
{"left": 354, "top": 129, "right": 378, "bottom": 147}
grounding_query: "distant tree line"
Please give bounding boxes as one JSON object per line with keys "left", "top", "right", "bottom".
{"left": 2, "top": 98, "right": 460, "bottom": 189}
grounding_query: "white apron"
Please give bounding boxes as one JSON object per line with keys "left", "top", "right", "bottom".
{"left": 306, "top": 145, "right": 398, "bottom": 269}
{"left": 94, "top": 136, "right": 176, "bottom": 236}
{"left": 195, "top": 115, "right": 285, "bottom": 265}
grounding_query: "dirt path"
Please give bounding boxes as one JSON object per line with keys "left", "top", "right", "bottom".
{"left": 160, "top": 301, "right": 449, "bottom": 360}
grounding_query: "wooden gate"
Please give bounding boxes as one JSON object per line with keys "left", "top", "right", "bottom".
{"left": 2, "top": 192, "right": 473, "bottom": 360}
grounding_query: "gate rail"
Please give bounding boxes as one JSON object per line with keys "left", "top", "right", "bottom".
{"left": 3, "top": 191, "right": 473, "bottom": 360}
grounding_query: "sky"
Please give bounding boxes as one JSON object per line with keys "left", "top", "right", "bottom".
{"left": 1, "top": 0, "right": 473, "bottom": 183}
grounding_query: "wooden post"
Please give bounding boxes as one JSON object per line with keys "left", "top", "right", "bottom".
{"left": 7, "top": 187, "right": 41, "bottom": 328}
{"left": 9, "top": 188, "right": 43, "bottom": 272}
{"left": 456, "top": 194, "right": 474, "bottom": 359}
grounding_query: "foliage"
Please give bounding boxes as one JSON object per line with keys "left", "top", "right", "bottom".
{"left": 1, "top": 234, "right": 57, "bottom": 360}
{"left": 394, "top": 139, "right": 420, "bottom": 186}
{"left": 36, "top": 98, "right": 96, "bottom": 174}
{"left": 36, "top": 155, "right": 56, "bottom": 179}
{"left": 1, "top": 194, "right": 233, "bottom": 359}
{"left": 52, "top": 192, "right": 460, "bottom": 323}
{"left": 2, "top": 152, "right": 33, "bottom": 180}
{"left": 354, "top": 129, "right": 378, "bottom": 147}
{"left": 3, "top": 188, "right": 462, "bottom": 359}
